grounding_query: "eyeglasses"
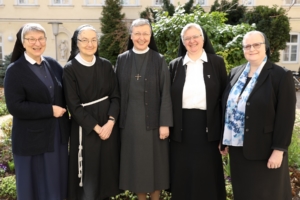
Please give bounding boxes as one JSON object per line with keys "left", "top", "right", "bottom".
{"left": 243, "top": 42, "right": 265, "bottom": 51}
{"left": 132, "top": 32, "right": 151, "bottom": 37}
{"left": 77, "top": 39, "right": 98, "bottom": 45}
{"left": 24, "top": 37, "right": 47, "bottom": 44}
{"left": 183, "top": 35, "right": 202, "bottom": 42}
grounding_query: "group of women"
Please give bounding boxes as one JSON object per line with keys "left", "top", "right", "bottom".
{"left": 4, "top": 19, "right": 296, "bottom": 200}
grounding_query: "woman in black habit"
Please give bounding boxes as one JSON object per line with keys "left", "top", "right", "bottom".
{"left": 5, "top": 23, "right": 69, "bottom": 200}
{"left": 169, "top": 23, "right": 227, "bottom": 200}
{"left": 116, "top": 18, "right": 173, "bottom": 200}
{"left": 63, "top": 24, "right": 120, "bottom": 200}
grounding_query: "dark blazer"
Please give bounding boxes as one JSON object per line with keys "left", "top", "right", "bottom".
{"left": 222, "top": 60, "right": 296, "bottom": 160}
{"left": 169, "top": 53, "right": 227, "bottom": 142}
{"left": 4, "top": 55, "right": 70, "bottom": 156}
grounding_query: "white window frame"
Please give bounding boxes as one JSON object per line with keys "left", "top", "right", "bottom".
{"left": 154, "top": 0, "right": 163, "bottom": 6}
{"left": 120, "top": 0, "right": 129, "bottom": 5}
{"left": 51, "top": 0, "right": 72, "bottom": 5}
{"left": 195, "top": 0, "right": 207, "bottom": 6}
{"left": 16, "top": 0, "right": 37, "bottom": 5}
{"left": 153, "top": 0, "right": 173, "bottom": 6}
{"left": 242, "top": 0, "right": 254, "bottom": 6}
{"left": 84, "top": 0, "right": 104, "bottom": 5}
{"left": 285, "top": 0, "right": 300, "bottom": 5}
{"left": 282, "top": 33, "right": 299, "bottom": 63}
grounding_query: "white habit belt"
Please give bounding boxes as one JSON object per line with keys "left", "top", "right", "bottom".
{"left": 78, "top": 96, "right": 108, "bottom": 187}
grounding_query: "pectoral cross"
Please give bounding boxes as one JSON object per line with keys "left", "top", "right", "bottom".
{"left": 135, "top": 74, "right": 142, "bottom": 80}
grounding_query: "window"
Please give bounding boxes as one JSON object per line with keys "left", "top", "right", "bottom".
{"left": 85, "top": 0, "right": 103, "bottom": 5}
{"left": 52, "top": 0, "right": 71, "bottom": 5}
{"left": 16, "top": 0, "right": 37, "bottom": 4}
{"left": 285, "top": 0, "right": 300, "bottom": 4}
{"left": 195, "top": 0, "right": 206, "bottom": 6}
{"left": 243, "top": 0, "right": 254, "bottom": 6}
{"left": 283, "top": 34, "right": 299, "bottom": 62}
{"left": 120, "top": 0, "right": 128, "bottom": 5}
{"left": 154, "top": 0, "right": 163, "bottom": 5}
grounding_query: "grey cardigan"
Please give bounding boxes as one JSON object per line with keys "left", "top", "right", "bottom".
{"left": 115, "top": 49, "right": 173, "bottom": 130}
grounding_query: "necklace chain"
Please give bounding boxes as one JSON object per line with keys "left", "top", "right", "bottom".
{"left": 133, "top": 52, "right": 147, "bottom": 81}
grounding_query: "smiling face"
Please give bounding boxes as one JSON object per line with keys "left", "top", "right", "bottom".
{"left": 243, "top": 33, "right": 266, "bottom": 65}
{"left": 23, "top": 31, "right": 46, "bottom": 62}
{"left": 77, "top": 29, "right": 98, "bottom": 61}
{"left": 183, "top": 27, "right": 204, "bottom": 57}
{"left": 131, "top": 24, "right": 151, "bottom": 51}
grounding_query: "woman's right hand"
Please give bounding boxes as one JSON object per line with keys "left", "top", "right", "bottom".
{"left": 219, "top": 143, "right": 229, "bottom": 156}
{"left": 52, "top": 105, "right": 66, "bottom": 118}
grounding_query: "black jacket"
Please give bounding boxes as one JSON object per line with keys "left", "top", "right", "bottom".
{"left": 4, "top": 55, "right": 70, "bottom": 156}
{"left": 169, "top": 53, "right": 227, "bottom": 142}
{"left": 222, "top": 60, "right": 296, "bottom": 160}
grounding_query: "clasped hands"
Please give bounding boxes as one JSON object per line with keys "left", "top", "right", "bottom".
{"left": 94, "top": 119, "right": 114, "bottom": 140}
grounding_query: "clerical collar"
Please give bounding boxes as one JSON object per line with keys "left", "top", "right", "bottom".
{"left": 132, "top": 47, "right": 149, "bottom": 54}
{"left": 75, "top": 54, "right": 96, "bottom": 67}
{"left": 183, "top": 49, "right": 208, "bottom": 65}
{"left": 24, "top": 52, "right": 45, "bottom": 65}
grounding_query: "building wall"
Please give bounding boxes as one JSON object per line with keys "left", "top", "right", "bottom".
{"left": 0, "top": 0, "right": 299, "bottom": 71}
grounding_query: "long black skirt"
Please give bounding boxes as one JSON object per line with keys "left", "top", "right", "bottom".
{"left": 170, "top": 109, "right": 226, "bottom": 200}
{"left": 229, "top": 146, "right": 292, "bottom": 200}
{"left": 14, "top": 120, "right": 68, "bottom": 200}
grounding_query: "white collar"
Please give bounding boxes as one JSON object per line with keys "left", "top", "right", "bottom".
{"left": 183, "top": 49, "right": 208, "bottom": 65}
{"left": 132, "top": 47, "right": 150, "bottom": 54}
{"left": 75, "top": 54, "right": 96, "bottom": 67}
{"left": 24, "top": 52, "right": 45, "bottom": 65}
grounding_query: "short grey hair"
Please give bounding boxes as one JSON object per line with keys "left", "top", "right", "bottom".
{"left": 21, "top": 23, "right": 46, "bottom": 43}
{"left": 180, "top": 23, "right": 204, "bottom": 42}
{"left": 129, "top": 18, "right": 151, "bottom": 34}
{"left": 242, "top": 30, "right": 265, "bottom": 46}
{"left": 77, "top": 25, "right": 97, "bottom": 39}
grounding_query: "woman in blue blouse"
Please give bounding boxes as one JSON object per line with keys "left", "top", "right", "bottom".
{"left": 221, "top": 31, "right": 296, "bottom": 200}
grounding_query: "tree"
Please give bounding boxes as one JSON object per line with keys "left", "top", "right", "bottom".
{"left": 162, "top": 0, "right": 175, "bottom": 16}
{"left": 183, "top": 0, "right": 194, "bottom": 14}
{"left": 99, "top": 0, "right": 128, "bottom": 65}
{"left": 152, "top": 5, "right": 255, "bottom": 71}
{"left": 139, "top": 0, "right": 195, "bottom": 21}
{"left": 140, "top": 7, "right": 158, "bottom": 23}
{"left": 210, "top": 0, "right": 247, "bottom": 25}
{"left": 0, "top": 53, "right": 12, "bottom": 86}
{"left": 241, "top": 5, "right": 290, "bottom": 62}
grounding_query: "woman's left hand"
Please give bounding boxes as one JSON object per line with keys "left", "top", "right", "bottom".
{"left": 159, "top": 126, "right": 169, "bottom": 140}
{"left": 99, "top": 120, "right": 114, "bottom": 140}
{"left": 267, "top": 150, "right": 284, "bottom": 169}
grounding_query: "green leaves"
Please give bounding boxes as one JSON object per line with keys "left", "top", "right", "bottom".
{"left": 242, "top": 5, "right": 290, "bottom": 62}
{"left": 0, "top": 175, "right": 17, "bottom": 199}
{"left": 152, "top": 5, "right": 255, "bottom": 72}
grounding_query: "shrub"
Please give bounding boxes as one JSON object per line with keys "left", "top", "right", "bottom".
{"left": 1, "top": 117, "right": 12, "bottom": 140}
{"left": 288, "top": 111, "right": 300, "bottom": 167}
{"left": 0, "top": 99, "right": 9, "bottom": 117}
{"left": 0, "top": 175, "right": 17, "bottom": 200}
